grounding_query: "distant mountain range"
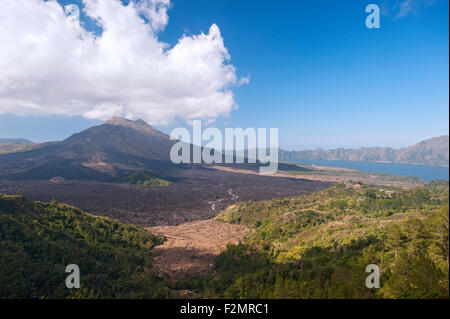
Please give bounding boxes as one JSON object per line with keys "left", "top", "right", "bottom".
{"left": 0, "top": 138, "right": 35, "bottom": 154}
{"left": 0, "top": 118, "right": 448, "bottom": 183}
{"left": 280, "top": 136, "right": 449, "bottom": 166}
{"left": 0, "top": 138, "right": 33, "bottom": 144}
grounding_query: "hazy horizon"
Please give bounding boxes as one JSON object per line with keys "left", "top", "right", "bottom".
{"left": 0, "top": 114, "right": 447, "bottom": 151}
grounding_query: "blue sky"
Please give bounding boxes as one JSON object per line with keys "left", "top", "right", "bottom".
{"left": 0, "top": 0, "right": 448, "bottom": 149}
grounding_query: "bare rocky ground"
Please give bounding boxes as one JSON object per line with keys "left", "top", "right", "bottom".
{"left": 211, "top": 164, "right": 424, "bottom": 188}
{"left": 0, "top": 166, "right": 331, "bottom": 227}
{"left": 148, "top": 220, "right": 248, "bottom": 278}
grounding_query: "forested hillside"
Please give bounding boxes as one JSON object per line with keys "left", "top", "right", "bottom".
{"left": 0, "top": 194, "right": 172, "bottom": 298}
{"left": 175, "top": 181, "right": 449, "bottom": 298}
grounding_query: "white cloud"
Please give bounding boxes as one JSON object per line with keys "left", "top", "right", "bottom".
{"left": 381, "top": 0, "right": 436, "bottom": 19}
{"left": 0, "top": 0, "right": 246, "bottom": 124}
{"left": 396, "top": 0, "right": 414, "bottom": 18}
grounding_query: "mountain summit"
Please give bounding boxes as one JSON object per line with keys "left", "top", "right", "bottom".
{"left": 105, "top": 117, "right": 169, "bottom": 139}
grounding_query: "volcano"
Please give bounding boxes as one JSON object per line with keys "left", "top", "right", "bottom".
{"left": 0, "top": 117, "right": 180, "bottom": 181}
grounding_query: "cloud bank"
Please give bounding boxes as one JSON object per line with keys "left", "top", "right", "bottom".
{"left": 0, "top": 0, "right": 247, "bottom": 124}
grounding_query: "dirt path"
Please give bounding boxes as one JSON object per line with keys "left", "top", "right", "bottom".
{"left": 207, "top": 188, "right": 239, "bottom": 211}
{"left": 147, "top": 220, "right": 248, "bottom": 278}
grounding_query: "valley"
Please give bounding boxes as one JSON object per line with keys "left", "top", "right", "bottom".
{"left": 0, "top": 168, "right": 331, "bottom": 227}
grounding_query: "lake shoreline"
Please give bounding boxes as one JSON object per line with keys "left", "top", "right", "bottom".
{"left": 282, "top": 159, "right": 449, "bottom": 182}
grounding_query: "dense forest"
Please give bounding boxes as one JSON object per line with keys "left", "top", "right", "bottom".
{"left": 0, "top": 194, "right": 173, "bottom": 298}
{"left": 174, "top": 181, "right": 449, "bottom": 298}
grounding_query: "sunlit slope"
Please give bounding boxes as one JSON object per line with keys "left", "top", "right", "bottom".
{"left": 194, "top": 181, "right": 450, "bottom": 298}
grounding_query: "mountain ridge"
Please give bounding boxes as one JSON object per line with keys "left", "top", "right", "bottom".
{"left": 0, "top": 139, "right": 36, "bottom": 154}
{"left": 0, "top": 138, "right": 33, "bottom": 144}
{"left": 280, "top": 135, "right": 449, "bottom": 166}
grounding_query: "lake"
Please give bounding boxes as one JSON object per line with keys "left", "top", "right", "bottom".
{"left": 284, "top": 159, "right": 449, "bottom": 182}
